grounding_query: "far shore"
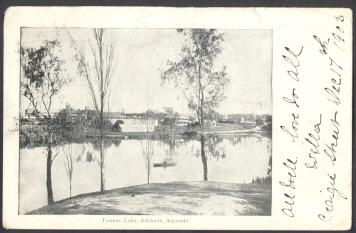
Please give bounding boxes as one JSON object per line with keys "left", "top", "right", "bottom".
{"left": 28, "top": 181, "right": 271, "bottom": 216}
{"left": 21, "top": 124, "right": 271, "bottom": 146}
{"left": 101, "top": 127, "right": 264, "bottom": 137}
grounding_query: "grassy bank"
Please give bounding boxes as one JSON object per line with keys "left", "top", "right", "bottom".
{"left": 28, "top": 181, "right": 271, "bottom": 216}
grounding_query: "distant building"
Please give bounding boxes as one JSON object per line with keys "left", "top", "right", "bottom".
{"left": 160, "top": 117, "right": 192, "bottom": 127}
{"left": 189, "top": 119, "right": 216, "bottom": 128}
{"left": 175, "top": 117, "right": 191, "bottom": 126}
{"left": 240, "top": 117, "right": 256, "bottom": 124}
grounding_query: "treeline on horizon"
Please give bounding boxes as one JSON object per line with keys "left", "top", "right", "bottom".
{"left": 20, "top": 107, "right": 272, "bottom": 122}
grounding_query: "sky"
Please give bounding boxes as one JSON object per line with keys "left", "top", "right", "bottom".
{"left": 21, "top": 28, "right": 272, "bottom": 115}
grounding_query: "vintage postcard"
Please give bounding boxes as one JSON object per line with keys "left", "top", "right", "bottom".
{"left": 3, "top": 7, "right": 352, "bottom": 230}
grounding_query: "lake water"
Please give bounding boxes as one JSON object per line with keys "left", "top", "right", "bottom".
{"left": 19, "top": 134, "right": 271, "bottom": 214}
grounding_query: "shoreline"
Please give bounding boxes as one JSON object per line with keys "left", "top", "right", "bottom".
{"left": 20, "top": 128, "right": 271, "bottom": 147}
{"left": 28, "top": 181, "right": 271, "bottom": 216}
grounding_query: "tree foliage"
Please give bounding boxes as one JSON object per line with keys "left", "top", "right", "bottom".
{"left": 20, "top": 40, "right": 71, "bottom": 205}
{"left": 21, "top": 40, "right": 70, "bottom": 119}
{"left": 161, "top": 29, "right": 229, "bottom": 181}
{"left": 52, "top": 104, "right": 85, "bottom": 144}
{"left": 161, "top": 29, "right": 229, "bottom": 126}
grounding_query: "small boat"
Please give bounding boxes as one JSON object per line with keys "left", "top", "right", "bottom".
{"left": 153, "top": 160, "right": 177, "bottom": 168}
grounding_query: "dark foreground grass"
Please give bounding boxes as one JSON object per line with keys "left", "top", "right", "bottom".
{"left": 28, "top": 181, "right": 271, "bottom": 216}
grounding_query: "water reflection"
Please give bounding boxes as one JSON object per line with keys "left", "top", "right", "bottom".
{"left": 19, "top": 135, "right": 271, "bottom": 214}
{"left": 140, "top": 138, "right": 154, "bottom": 184}
{"left": 86, "top": 151, "right": 94, "bottom": 163}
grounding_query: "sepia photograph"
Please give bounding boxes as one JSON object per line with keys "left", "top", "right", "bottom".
{"left": 19, "top": 27, "right": 272, "bottom": 216}
{"left": 3, "top": 7, "right": 352, "bottom": 230}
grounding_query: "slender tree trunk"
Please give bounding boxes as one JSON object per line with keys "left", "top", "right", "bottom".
{"left": 46, "top": 143, "right": 54, "bottom": 205}
{"left": 69, "top": 179, "right": 72, "bottom": 198}
{"left": 197, "top": 58, "right": 208, "bottom": 181}
{"left": 99, "top": 29, "right": 106, "bottom": 192}
{"left": 100, "top": 138, "right": 105, "bottom": 191}
{"left": 147, "top": 144, "right": 150, "bottom": 184}
{"left": 99, "top": 115, "right": 105, "bottom": 191}
{"left": 200, "top": 133, "right": 208, "bottom": 181}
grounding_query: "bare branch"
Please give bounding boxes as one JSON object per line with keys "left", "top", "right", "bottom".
{"left": 51, "top": 147, "right": 60, "bottom": 165}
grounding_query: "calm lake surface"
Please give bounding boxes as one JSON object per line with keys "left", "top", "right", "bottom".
{"left": 19, "top": 134, "right": 271, "bottom": 214}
